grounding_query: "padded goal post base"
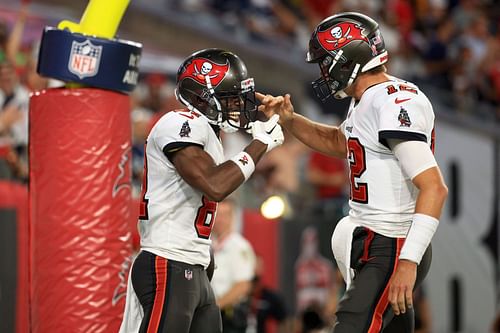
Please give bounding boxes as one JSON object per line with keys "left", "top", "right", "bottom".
{"left": 29, "top": 88, "right": 134, "bottom": 332}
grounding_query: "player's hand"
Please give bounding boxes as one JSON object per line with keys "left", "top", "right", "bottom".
{"left": 388, "top": 259, "right": 417, "bottom": 316}
{"left": 250, "top": 114, "right": 284, "bottom": 152}
{"left": 256, "top": 92, "right": 294, "bottom": 124}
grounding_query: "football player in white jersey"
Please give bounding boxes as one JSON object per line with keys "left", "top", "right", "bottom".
{"left": 119, "top": 49, "right": 284, "bottom": 333}
{"left": 257, "top": 12, "right": 448, "bottom": 333}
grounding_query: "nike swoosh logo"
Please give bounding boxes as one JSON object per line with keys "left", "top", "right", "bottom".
{"left": 395, "top": 97, "right": 411, "bottom": 104}
{"left": 266, "top": 125, "right": 277, "bottom": 134}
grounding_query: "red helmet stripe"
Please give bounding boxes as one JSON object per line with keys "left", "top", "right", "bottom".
{"left": 317, "top": 22, "right": 369, "bottom": 52}
{"left": 179, "top": 58, "right": 230, "bottom": 87}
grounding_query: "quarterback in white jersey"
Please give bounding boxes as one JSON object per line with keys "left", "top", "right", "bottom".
{"left": 120, "top": 49, "right": 284, "bottom": 333}
{"left": 258, "top": 12, "right": 447, "bottom": 333}
{"left": 342, "top": 78, "right": 435, "bottom": 238}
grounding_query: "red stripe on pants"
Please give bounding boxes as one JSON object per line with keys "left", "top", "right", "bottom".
{"left": 147, "top": 257, "right": 168, "bottom": 333}
{"left": 360, "top": 229, "right": 375, "bottom": 262}
{"left": 367, "top": 238, "right": 405, "bottom": 333}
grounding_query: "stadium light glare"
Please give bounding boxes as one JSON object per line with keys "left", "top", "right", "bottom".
{"left": 260, "top": 195, "right": 285, "bottom": 219}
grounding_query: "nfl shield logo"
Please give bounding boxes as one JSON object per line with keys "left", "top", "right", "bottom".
{"left": 68, "top": 40, "right": 102, "bottom": 79}
{"left": 184, "top": 269, "right": 193, "bottom": 280}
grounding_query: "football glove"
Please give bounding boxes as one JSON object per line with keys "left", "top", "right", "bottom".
{"left": 250, "top": 114, "right": 284, "bottom": 153}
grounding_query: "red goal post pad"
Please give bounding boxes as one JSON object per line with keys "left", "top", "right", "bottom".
{"left": 29, "top": 88, "right": 134, "bottom": 332}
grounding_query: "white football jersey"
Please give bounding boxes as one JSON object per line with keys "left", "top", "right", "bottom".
{"left": 342, "top": 77, "right": 435, "bottom": 237}
{"left": 138, "top": 109, "right": 224, "bottom": 268}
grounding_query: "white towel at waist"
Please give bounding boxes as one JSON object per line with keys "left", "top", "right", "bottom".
{"left": 119, "top": 262, "right": 143, "bottom": 333}
{"left": 331, "top": 216, "right": 362, "bottom": 290}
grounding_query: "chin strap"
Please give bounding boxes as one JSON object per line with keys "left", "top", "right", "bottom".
{"left": 334, "top": 90, "right": 348, "bottom": 99}
{"left": 333, "top": 63, "right": 360, "bottom": 99}
{"left": 205, "top": 75, "right": 222, "bottom": 112}
{"left": 175, "top": 88, "right": 196, "bottom": 112}
{"left": 175, "top": 87, "right": 222, "bottom": 127}
{"left": 219, "top": 120, "right": 239, "bottom": 133}
{"left": 328, "top": 49, "right": 344, "bottom": 73}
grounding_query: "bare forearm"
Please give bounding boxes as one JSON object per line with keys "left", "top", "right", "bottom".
{"left": 202, "top": 160, "right": 246, "bottom": 201}
{"left": 193, "top": 141, "right": 267, "bottom": 202}
{"left": 414, "top": 186, "right": 447, "bottom": 219}
{"left": 6, "top": 8, "right": 27, "bottom": 64}
{"left": 283, "top": 113, "right": 346, "bottom": 157}
{"left": 244, "top": 140, "right": 267, "bottom": 164}
{"left": 217, "top": 281, "right": 252, "bottom": 309}
{"left": 413, "top": 168, "right": 448, "bottom": 219}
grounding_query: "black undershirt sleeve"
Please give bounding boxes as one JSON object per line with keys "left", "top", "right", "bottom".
{"left": 162, "top": 142, "right": 204, "bottom": 163}
{"left": 378, "top": 130, "right": 427, "bottom": 150}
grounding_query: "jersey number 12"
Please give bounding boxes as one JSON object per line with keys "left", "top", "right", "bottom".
{"left": 347, "top": 138, "right": 368, "bottom": 204}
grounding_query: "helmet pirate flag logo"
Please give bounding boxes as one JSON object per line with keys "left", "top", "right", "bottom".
{"left": 317, "top": 22, "right": 369, "bottom": 52}
{"left": 178, "top": 58, "right": 230, "bottom": 87}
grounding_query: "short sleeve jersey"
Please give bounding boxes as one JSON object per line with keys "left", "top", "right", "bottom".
{"left": 139, "top": 109, "right": 224, "bottom": 267}
{"left": 211, "top": 232, "right": 256, "bottom": 299}
{"left": 342, "top": 77, "right": 435, "bottom": 237}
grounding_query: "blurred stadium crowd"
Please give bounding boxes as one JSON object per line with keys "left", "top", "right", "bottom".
{"left": 0, "top": 0, "right": 499, "bottom": 332}
{"left": 164, "top": 0, "right": 500, "bottom": 117}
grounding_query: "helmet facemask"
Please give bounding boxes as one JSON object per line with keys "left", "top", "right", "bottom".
{"left": 215, "top": 78, "right": 257, "bottom": 133}
{"left": 310, "top": 49, "right": 357, "bottom": 101}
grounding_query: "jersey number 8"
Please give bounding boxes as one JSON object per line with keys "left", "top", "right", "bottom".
{"left": 139, "top": 142, "right": 217, "bottom": 239}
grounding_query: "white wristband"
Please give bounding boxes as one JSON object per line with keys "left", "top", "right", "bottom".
{"left": 230, "top": 151, "right": 255, "bottom": 181}
{"left": 399, "top": 213, "right": 439, "bottom": 264}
